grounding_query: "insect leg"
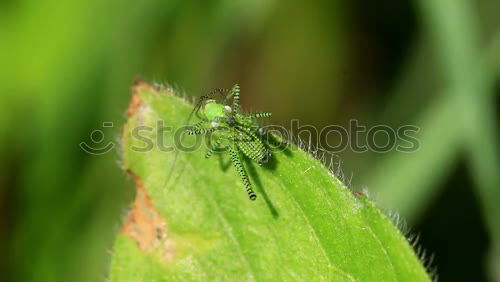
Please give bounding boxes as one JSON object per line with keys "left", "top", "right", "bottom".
{"left": 193, "top": 95, "right": 211, "bottom": 119}
{"left": 208, "top": 88, "right": 227, "bottom": 99}
{"left": 205, "top": 135, "right": 224, "bottom": 159}
{"left": 226, "top": 84, "right": 241, "bottom": 112}
{"left": 186, "top": 121, "right": 216, "bottom": 135}
{"left": 187, "top": 127, "right": 216, "bottom": 135}
{"left": 249, "top": 112, "right": 272, "bottom": 119}
{"left": 190, "top": 120, "right": 208, "bottom": 129}
{"left": 228, "top": 145, "right": 257, "bottom": 200}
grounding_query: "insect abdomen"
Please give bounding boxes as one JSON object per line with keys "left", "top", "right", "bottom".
{"left": 237, "top": 138, "right": 269, "bottom": 164}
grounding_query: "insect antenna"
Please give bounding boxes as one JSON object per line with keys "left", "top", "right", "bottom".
{"left": 163, "top": 87, "right": 228, "bottom": 189}
{"left": 193, "top": 88, "right": 227, "bottom": 119}
{"left": 162, "top": 105, "right": 197, "bottom": 189}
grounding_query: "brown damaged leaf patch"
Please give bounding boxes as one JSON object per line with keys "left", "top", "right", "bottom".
{"left": 122, "top": 170, "right": 176, "bottom": 262}
{"left": 126, "top": 77, "right": 158, "bottom": 118}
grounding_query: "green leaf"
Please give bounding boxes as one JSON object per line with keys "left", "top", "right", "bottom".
{"left": 110, "top": 81, "right": 430, "bottom": 281}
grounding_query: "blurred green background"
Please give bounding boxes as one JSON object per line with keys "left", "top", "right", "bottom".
{"left": 1, "top": 0, "right": 499, "bottom": 281}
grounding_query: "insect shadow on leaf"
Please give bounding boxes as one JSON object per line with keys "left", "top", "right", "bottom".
{"left": 216, "top": 150, "right": 279, "bottom": 217}
{"left": 244, "top": 157, "right": 279, "bottom": 217}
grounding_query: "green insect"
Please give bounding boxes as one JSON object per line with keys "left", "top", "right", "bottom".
{"left": 186, "top": 84, "right": 273, "bottom": 200}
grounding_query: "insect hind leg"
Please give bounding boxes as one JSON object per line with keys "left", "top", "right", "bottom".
{"left": 228, "top": 146, "right": 257, "bottom": 200}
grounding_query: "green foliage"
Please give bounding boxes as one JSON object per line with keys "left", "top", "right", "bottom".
{"left": 3, "top": 0, "right": 500, "bottom": 280}
{"left": 111, "top": 82, "right": 430, "bottom": 281}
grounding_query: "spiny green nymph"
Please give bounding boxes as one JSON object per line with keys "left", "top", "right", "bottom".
{"left": 186, "top": 84, "right": 272, "bottom": 200}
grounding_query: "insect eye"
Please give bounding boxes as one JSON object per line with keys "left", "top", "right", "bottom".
{"left": 224, "top": 106, "right": 232, "bottom": 113}
{"left": 211, "top": 121, "right": 219, "bottom": 128}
